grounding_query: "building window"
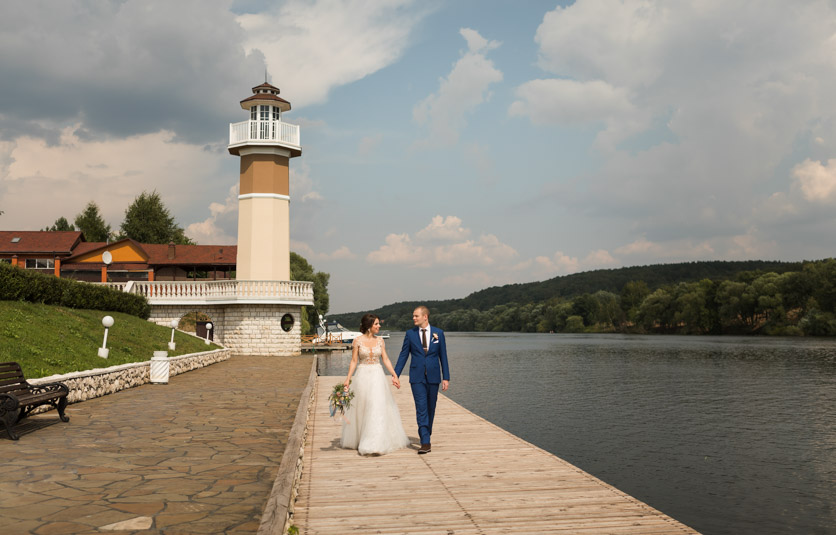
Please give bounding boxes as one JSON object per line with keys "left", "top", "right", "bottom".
{"left": 250, "top": 106, "right": 257, "bottom": 120}
{"left": 25, "top": 258, "right": 54, "bottom": 269}
{"left": 272, "top": 106, "right": 280, "bottom": 121}
{"left": 0, "top": 258, "right": 11, "bottom": 264}
{"left": 281, "top": 313, "right": 295, "bottom": 332}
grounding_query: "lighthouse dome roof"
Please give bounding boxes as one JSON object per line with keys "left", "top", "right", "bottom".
{"left": 240, "top": 82, "right": 291, "bottom": 112}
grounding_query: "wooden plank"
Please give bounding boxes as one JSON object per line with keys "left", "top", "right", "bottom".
{"left": 292, "top": 377, "right": 700, "bottom": 534}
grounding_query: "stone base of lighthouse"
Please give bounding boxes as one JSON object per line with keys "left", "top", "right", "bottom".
{"left": 149, "top": 304, "right": 305, "bottom": 356}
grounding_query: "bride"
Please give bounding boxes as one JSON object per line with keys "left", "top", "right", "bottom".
{"left": 341, "top": 314, "right": 411, "bottom": 455}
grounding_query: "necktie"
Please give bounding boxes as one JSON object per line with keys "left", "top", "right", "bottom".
{"left": 422, "top": 329, "right": 428, "bottom": 353}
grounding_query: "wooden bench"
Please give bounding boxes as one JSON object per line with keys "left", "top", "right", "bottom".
{"left": 0, "top": 362, "right": 69, "bottom": 440}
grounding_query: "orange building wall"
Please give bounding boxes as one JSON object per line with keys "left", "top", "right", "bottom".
{"left": 72, "top": 243, "right": 147, "bottom": 263}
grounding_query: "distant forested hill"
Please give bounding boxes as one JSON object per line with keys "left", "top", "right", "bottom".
{"left": 330, "top": 260, "right": 807, "bottom": 332}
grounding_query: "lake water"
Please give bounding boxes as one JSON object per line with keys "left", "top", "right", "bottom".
{"left": 316, "top": 333, "right": 836, "bottom": 535}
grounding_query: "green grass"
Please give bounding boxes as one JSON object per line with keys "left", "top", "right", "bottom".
{"left": 0, "top": 300, "right": 221, "bottom": 378}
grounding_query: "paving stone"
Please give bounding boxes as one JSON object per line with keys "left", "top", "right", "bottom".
{"left": 33, "top": 521, "right": 94, "bottom": 534}
{"left": 0, "top": 518, "right": 43, "bottom": 533}
{"left": 99, "top": 515, "right": 153, "bottom": 530}
{"left": 154, "top": 512, "right": 209, "bottom": 528}
{"left": 110, "top": 502, "right": 166, "bottom": 516}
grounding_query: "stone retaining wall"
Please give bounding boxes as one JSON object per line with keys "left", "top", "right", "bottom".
{"left": 148, "top": 304, "right": 304, "bottom": 356}
{"left": 29, "top": 349, "right": 231, "bottom": 407}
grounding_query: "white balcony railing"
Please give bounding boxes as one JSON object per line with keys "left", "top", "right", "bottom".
{"left": 114, "top": 280, "right": 314, "bottom": 306}
{"left": 229, "top": 119, "right": 300, "bottom": 149}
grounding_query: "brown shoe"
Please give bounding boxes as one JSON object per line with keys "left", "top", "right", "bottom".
{"left": 418, "top": 443, "right": 431, "bottom": 454}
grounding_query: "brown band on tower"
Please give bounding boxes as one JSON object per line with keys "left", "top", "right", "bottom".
{"left": 239, "top": 154, "right": 290, "bottom": 196}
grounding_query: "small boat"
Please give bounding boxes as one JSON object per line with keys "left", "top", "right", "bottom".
{"left": 314, "top": 320, "right": 363, "bottom": 345}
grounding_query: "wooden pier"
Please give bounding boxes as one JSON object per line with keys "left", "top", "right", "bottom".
{"left": 293, "top": 377, "right": 700, "bottom": 534}
{"left": 301, "top": 343, "right": 351, "bottom": 352}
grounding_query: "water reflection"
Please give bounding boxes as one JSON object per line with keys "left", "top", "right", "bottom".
{"left": 318, "top": 333, "right": 836, "bottom": 535}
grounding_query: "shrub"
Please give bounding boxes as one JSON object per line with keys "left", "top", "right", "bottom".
{"left": 0, "top": 263, "right": 150, "bottom": 319}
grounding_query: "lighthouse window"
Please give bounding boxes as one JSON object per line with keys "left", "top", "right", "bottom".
{"left": 272, "top": 107, "right": 280, "bottom": 121}
{"left": 250, "top": 107, "right": 257, "bottom": 120}
{"left": 260, "top": 105, "right": 270, "bottom": 121}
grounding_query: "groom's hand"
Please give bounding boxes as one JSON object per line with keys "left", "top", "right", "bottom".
{"left": 392, "top": 376, "right": 401, "bottom": 389}
{"left": 442, "top": 380, "right": 449, "bottom": 391}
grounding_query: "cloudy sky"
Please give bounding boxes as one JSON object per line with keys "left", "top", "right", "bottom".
{"left": 3, "top": 1, "right": 836, "bottom": 313}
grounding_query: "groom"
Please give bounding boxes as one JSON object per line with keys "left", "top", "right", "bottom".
{"left": 394, "top": 306, "right": 450, "bottom": 454}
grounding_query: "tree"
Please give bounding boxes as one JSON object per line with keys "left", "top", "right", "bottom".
{"left": 716, "top": 280, "right": 757, "bottom": 330}
{"left": 638, "top": 288, "right": 676, "bottom": 331}
{"left": 74, "top": 202, "right": 111, "bottom": 242}
{"left": 673, "top": 281, "right": 715, "bottom": 334}
{"left": 620, "top": 280, "right": 650, "bottom": 322}
{"left": 571, "top": 293, "right": 600, "bottom": 326}
{"left": 290, "top": 252, "right": 331, "bottom": 334}
{"left": 43, "top": 216, "right": 75, "bottom": 232}
{"left": 120, "top": 191, "right": 194, "bottom": 245}
{"left": 592, "top": 290, "right": 623, "bottom": 329}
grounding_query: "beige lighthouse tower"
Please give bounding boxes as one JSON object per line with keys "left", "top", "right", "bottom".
{"left": 228, "top": 82, "right": 302, "bottom": 280}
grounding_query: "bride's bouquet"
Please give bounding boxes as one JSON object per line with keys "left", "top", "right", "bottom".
{"left": 329, "top": 382, "right": 355, "bottom": 421}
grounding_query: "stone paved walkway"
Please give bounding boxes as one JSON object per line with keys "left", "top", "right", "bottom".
{"left": 0, "top": 355, "right": 313, "bottom": 535}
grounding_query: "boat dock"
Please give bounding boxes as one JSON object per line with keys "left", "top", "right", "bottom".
{"left": 293, "top": 377, "right": 700, "bottom": 534}
{"left": 301, "top": 343, "right": 351, "bottom": 352}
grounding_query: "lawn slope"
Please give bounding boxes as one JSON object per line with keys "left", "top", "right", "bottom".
{"left": 0, "top": 301, "right": 220, "bottom": 378}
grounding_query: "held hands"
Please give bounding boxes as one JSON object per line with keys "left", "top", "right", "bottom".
{"left": 391, "top": 376, "right": 401, "bottom": 389}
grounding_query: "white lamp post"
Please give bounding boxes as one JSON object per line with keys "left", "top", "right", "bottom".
{"left": 168, "top": 319, "right": 178, "bottom": 351}
{"left": 98, "top": 316, "right": 114, "bottom": 358}
{"left": 205, "top": 322, "right": 213, "bottom": 345}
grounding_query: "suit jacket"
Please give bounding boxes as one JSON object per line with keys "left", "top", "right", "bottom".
{"left": 394, "top": 326, "right": 450, "bottom": 384}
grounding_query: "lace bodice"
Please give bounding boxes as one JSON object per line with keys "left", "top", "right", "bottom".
{"left": 357, "top": 337, "right": 383, "bottom": 365}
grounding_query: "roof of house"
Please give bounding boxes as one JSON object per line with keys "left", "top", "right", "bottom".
{"left": 65, "top": 239, "right": 237, "bottom": 266}
{"left": 1, "top": 231, "right": 236, "bottom": 267}
{"left": 143, "top": 243, "right": 237, "bottom": 265}
{"left": 0, "top": 231, "right": 84, "bottom": 254}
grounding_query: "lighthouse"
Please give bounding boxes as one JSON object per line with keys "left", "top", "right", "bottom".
{"left": 228, "top": 82, "right": 302, "bottom": 281}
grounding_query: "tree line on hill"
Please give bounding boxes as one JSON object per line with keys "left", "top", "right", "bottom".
{"left": 44, "top": 190, "right": 192, "bottom": 245}
{"left": 330, "top": 259, "right": 836, "bottom": 336}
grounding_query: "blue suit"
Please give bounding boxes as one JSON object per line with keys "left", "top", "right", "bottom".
{"left": 394, "top": 326, "right": 450, "bottom": 445}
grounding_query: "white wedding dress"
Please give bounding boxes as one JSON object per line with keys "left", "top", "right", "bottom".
{"left": 341, "top": 338, "right": 411, "bottom": 455}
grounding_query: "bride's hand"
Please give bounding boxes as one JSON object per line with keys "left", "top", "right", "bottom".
{"left": 391, "top": 376, "right": 400, "bottom": 389}
{"left": 343, "top": 379, "right": 350, "bottom": 390}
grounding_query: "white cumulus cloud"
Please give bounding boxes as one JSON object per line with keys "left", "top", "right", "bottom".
{"left": 510, "top": 78, "right": 635, "bottom": 125}
{"left": 792, "top": 158, "right": 836, "bottom": 203}
{"left": 413, "top": 28, "right": 503, "bottom": 147}
{"left": 367, "top": 216, "right": 516, "bottom": 267}
{"left": 415, "top": 215, "right": 471, "bottom": 242}
{"left": 239, "top": 0, "right": 429, "bottom": 109}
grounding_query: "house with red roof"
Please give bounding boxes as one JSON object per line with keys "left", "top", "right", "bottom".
{"left": 0, "top": 231, "right": 236, "bottom": 282}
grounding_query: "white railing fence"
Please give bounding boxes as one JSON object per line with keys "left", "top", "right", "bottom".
{"left": 95, "top": 279, "right": 314, "bottom": 304}
{"left": 229, "top": 120, "right": 300, "bottom": 147}
{"left": 128, "top": 279, "right": 314, "bottom": 304}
